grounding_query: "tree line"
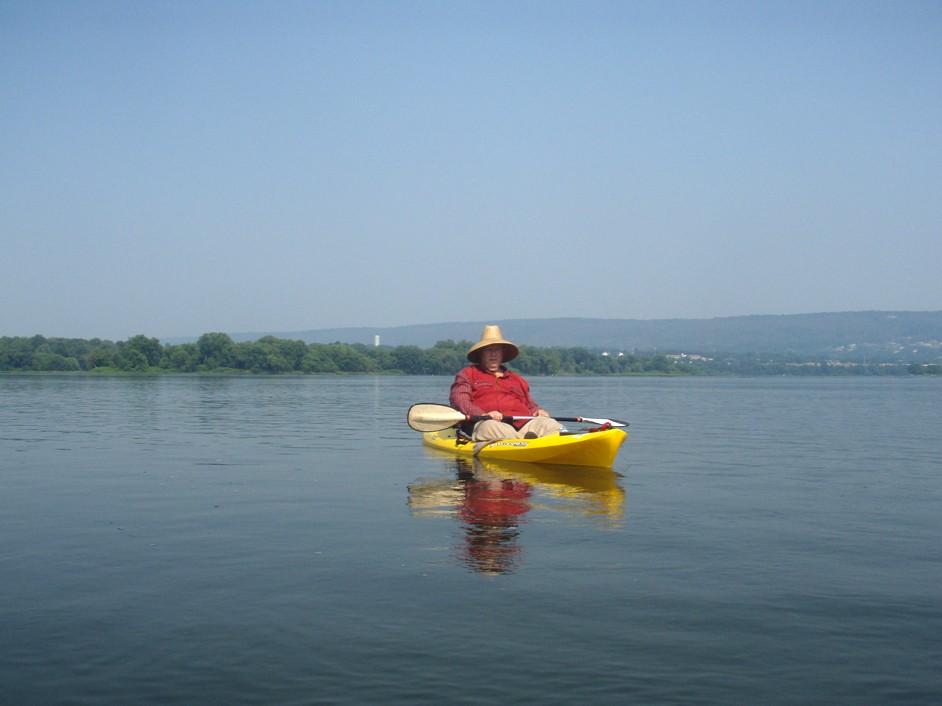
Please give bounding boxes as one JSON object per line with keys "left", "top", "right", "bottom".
{"left": 5, "top": 334, "right": 937, "bottom": 376}
{"left": 0, "top": 333, "right": 695, "bottom": 376}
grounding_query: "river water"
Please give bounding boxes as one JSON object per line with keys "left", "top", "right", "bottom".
{"left": 2, "top": 375, "right": 940, "bottom": 705}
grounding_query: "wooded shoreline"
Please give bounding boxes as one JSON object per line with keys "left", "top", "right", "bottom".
{"left": 3, "top": 334, "right": 938, "bottom": 376}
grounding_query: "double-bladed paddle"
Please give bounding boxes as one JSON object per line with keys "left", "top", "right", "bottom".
{"left": 407, "top": 402, "right": 628, "bottom": 432}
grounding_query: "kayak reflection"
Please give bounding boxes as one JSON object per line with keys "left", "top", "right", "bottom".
{"left": 408, "top": 457, "right": 626, "bottom": 574}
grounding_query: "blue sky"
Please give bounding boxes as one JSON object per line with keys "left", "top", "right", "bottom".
{"left": 2, "top": 0, "right": 940, "bottom": 340}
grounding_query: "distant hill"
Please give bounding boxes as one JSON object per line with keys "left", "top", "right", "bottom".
{"left": 205, "top": 311, "right": 942, "bottom": 362}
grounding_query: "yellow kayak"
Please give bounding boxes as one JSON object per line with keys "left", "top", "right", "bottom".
{"left": 422, "top": 427, "right": 627, "bottom": 468}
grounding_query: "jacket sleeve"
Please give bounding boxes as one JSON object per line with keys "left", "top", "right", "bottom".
{"left": 449, "top": 368, "right": 484, "bottom": 416}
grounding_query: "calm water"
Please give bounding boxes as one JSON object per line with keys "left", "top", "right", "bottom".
{"left": 1, "top": 375, "right": 940, "bottom": 705}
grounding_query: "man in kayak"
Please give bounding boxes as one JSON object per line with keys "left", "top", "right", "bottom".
{"left": 450, "top": 325, "right": 564, "bottom": 448}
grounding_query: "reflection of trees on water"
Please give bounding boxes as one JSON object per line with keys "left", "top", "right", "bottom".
{"left": 408, "top": 458, "right": 626, "bottom": 575}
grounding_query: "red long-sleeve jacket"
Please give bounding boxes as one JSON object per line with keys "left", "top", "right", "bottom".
{"left": 449, "top": 365, "right": 540, "bottom": 426}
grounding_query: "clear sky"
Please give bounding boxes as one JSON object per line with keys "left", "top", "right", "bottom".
{"left": 2, "top": 0, "right": 940, "bottom": 341}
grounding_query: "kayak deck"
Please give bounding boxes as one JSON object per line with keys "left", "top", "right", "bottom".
{"left": 422, "top": 427, "right": 626, "bottom": 468}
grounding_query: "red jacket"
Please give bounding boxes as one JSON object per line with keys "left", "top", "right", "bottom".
{"left": 449, "top": 365, "right": 539, "bottom": 427}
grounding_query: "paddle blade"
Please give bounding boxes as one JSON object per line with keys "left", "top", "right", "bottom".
{"left": 407, "top": 403, "right": 468, "bottom": 431}
{"left": 577, "top": 416, "right": 629, "bottom": 428}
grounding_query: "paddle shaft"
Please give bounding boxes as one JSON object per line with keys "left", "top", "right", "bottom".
{"left": 477, "top": 415, "right": 604, "bottom": 424}
{"left": 407, "top": 403, "right": 627, "bottom": 432}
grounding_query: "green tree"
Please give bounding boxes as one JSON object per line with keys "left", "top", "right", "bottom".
{"left": 31, "top": 352, "right": 80, "bottom": 371}
{"left": 422, "top": 347, "right": 465, "bottom": 375}
{"left": 392, "top": 345, "right": 425, "bottom": 374}
{"left": 515, "top": 346, "right": 561, "bottom": 376}
{"left": 644, "top": 355, "right": 673, "bottom": 373}
{"left": 124, "top": 334, "right": 163, "bottom": 367}
{"left": 301, "top": 345, "right": 340, "bottom": 373}
{"left": 326, "top": 343, "right": 376, "bottom": 372}
{"left": 120, "top": 349, "right": 149, "bottom": 372}
{"left": 0, "top": 337, "right": 35, "bottom": 369}
{"left": 161, "top": 343, "right": 199, "bottom": 371}
{"left": 197, "top": 333, "right": 236, "bottom": 370}
{"left": 82, "top": 346, "right": 118, "bottom": 370}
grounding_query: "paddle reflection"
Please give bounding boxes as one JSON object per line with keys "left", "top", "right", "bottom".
{"left": 408, "top": 457, "right": 626, "bottom": 574}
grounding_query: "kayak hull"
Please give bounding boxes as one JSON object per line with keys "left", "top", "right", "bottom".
{"left": 422, "top": 427, "right": 626, "bottom": 468}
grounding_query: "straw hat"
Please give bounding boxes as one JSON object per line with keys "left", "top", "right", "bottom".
{"left": 467, "top": 325, "right": 519, "bottom": 362}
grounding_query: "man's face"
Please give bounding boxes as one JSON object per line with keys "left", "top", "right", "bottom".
{"left": 479, "top": 344, "right": 504, "bottom": 371}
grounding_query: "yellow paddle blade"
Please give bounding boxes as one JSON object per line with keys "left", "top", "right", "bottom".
{"left": 407, "top": 403, "right": 467, "bottom": 431}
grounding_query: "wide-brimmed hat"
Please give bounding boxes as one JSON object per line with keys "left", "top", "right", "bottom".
{"left": 467, "top": 325, "right": 519, "bottom": 362}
